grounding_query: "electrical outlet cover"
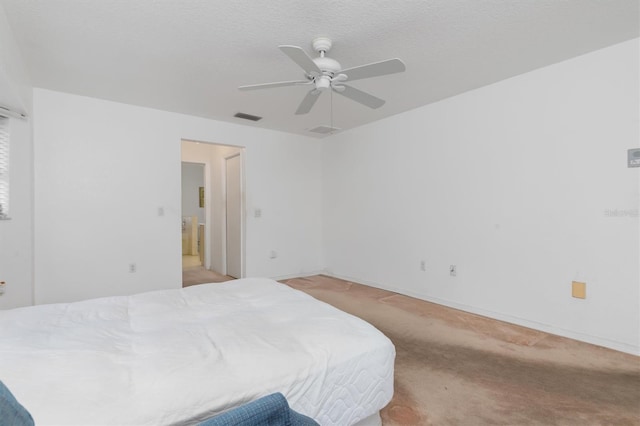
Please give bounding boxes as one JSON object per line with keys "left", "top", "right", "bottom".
{"left": 572, "top": 281, "right": 586, "bottom": 299}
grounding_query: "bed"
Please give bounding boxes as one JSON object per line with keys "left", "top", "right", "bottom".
{"left": 0, "top": 278, "right": 395, "bottom": 425}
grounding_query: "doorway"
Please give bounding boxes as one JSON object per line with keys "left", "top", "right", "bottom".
{"left": 180, "top": 140, "right": 245, "bottom": 285}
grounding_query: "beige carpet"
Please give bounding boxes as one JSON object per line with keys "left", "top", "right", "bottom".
{"left": 280, "top": 275, "right": 640, "bottom": 426}
{"left": 182, "top": 266, "right": 234, "bottom": 287}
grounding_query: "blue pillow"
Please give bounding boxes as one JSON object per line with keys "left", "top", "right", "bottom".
{"left": 0, "top": 381, "right": 34, "bottom": 426}
{"left": 198, "top": 392, "right": 318, "bottom": 426}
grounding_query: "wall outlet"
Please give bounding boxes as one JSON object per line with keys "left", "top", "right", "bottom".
{"left": 269, "top": 250, "right": 278, "bottom": 259}
{"left": 255, "top": 208, "right": 262, "bottom": 218}
{"left": 420, "top": 260, "right": 426, "bottom": 271}
{"left": 450, "top": 265, "right": 456, "bottom": 277}
{"left": 0, "top": 281, "right": 5, "bottom": 295}
{"left": 572, "top": 281, "right": 586, "bottom": 299}
{"left": 129, "top": 263, "right": 137, "bottom": 273}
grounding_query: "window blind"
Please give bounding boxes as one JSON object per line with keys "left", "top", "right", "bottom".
{"left": 0, "top": 116, "right": 9, "bottom": 219}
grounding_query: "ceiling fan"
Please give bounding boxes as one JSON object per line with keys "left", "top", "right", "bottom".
{"left": 238, "top": 37, "right": 406, "bottom": 115}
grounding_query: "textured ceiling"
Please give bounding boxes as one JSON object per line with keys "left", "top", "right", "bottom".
{"left": 1, "top": 0, "right": 638, "bottom": 137}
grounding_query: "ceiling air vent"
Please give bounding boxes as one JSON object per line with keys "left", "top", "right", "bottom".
{"left": 234, "top": 112, "right": 262, "bottom": 122}
{"left": 308, "top": 125, "right": 340, "bottom": 134}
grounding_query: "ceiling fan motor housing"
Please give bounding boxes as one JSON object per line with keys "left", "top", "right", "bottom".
{"left": 311, "top": 55, "right": 341, "bottom": 91}
{"left": 312, "top": 56, "right": 341, "bottom": 75}
{"left": 311, "top": 37, "right": 341, "bottom": 84}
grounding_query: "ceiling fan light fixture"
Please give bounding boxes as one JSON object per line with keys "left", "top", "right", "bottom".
{"left": 316, "top": 75, "right": 331, "bottom": 90}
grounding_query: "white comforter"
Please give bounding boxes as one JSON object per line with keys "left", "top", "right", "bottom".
{"left": 0, "top": 278, "right": 394, "bottom": 425}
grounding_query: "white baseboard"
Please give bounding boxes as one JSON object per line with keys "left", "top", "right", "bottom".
{"left": 324, "top": 272, "right": 640, "bottom": 357}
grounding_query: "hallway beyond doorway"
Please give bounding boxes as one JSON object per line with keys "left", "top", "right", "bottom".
{"left": 181, "top": 140, "right": 245, "bottom": 281}
{"left": 182, "top": 255, "right": 201, "bottom": 269}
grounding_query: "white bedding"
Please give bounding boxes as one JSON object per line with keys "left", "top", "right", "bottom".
{"left": 0, "top": 278, "right": 395, "bottom": 425}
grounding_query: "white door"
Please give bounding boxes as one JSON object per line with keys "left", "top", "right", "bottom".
{"left": 225, "top": 154, "right": 242, "bottom": 278}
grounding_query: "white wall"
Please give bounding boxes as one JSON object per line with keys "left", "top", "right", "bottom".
{"left": 33, "top": 89, "right": 324, "bottom": 304}
{"left": 0, "top": 5, "right": 33, "bottom": 309}
{"left": 323, "top": 39, "right": 640, "bottom": 355}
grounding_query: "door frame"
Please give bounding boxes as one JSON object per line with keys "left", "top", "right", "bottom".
{"left": 180, "top": 140, "right": 245, "bottom": 278}
{"left": 223, "top": 152, "right": 244, "bottom": 278}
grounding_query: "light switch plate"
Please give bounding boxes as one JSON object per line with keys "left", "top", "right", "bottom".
{"left": 628, "top": 148, "right": 640, "bottom": 168}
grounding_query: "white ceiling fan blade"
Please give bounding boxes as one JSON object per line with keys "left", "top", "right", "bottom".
{"left": 335, "top": 84, "right": 385, "bottom": 109}
{"left": 340, "top": 58, "right": 406, "bottom": 82}
{"left": 279, "top": 45, "right": 322, "bottom": 75}
{"left": 238, "top": 80, "right": 310, "bottom": 91}
{"left": 295, "top": 89, "right": 322, "bottom": 115}
{"left": 332, "top": 73, "right": 348, "bottom": 83}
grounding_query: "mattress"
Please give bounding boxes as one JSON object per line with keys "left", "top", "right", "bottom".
{"left": 0, "top": 278, "right": 395, "bottom": 425}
